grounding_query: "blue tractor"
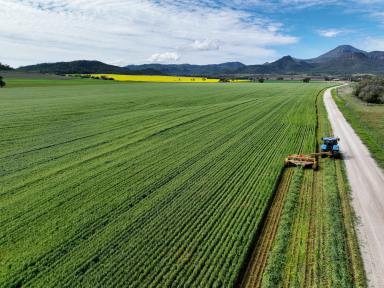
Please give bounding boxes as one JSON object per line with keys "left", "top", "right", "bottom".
{"left": 321, "top": 137, "right": 340, "bottom": 158}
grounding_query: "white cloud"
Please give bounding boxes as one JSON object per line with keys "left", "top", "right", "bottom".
{"left": 317, "top": 29, "right": 345, "bottom": 37}
{"left": 189, "top": 39, "right": 220, "bottom": 51}
{"left": 365, "top": 37, "right": 384, "bottom": 51}
{"left": 147, "top": 52, "right": 180, "bottom": 63}
{"left": 279, "top": 0, "right": 338, "bottom": 8}
{"left": 0, "top": 0, "right": 297, "bottom": 67}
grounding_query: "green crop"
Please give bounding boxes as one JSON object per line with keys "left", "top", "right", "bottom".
{"left": 1, "top": 81, "right": 329, "bottom": 287}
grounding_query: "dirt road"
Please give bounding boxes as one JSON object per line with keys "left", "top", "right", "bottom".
{"left": 324, "top": 87, "right": 384, "bottom": 288}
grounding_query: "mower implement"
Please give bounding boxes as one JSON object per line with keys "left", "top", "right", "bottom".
{"left": 284, "top": 154, "right": 318, "bottom": 170}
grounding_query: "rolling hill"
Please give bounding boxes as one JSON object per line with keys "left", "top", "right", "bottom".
{"left": 126, "top": 62, "right": 246, "bottom": 76}
{"left": 18, "top": 60, "right": 162, "bottom": 75}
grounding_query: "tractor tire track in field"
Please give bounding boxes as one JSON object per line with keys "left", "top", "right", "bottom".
{"left": 304, "top": 169, "right": 317, "bottom": 287}
{"left": 239, "top": 169, "right": 293, "bottom": 288}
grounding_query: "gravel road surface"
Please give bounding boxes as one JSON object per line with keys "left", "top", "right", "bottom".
{"left": 324, "top": 87, "right": 384, "bottom": 288}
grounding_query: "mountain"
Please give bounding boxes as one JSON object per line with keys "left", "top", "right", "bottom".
{"left": 302, "top": 45, "right": 384, "bottom": 74}
{"left": 240, "top": 56, "right": 314, "bottom": 74}
{"left": 18, "top": 60, "right": 161, "bottom": 75}
{"left": 0, "top": 62, "right": 13, "bottom": 71}
{"left": 266, "top": 56, "right": 314, "bottom": 72}
{"left": 307, "top": 45, "right": 367, "bottom": 64}
{"left": 126, "top": 62, "right": 246, "bottom": 76}
{"left": 368, "top": 51, "right": 384, "bottom": 61}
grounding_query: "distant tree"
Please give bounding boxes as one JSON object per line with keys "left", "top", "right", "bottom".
{"left": 276, "top": 77, "right": 284, "bottom": 80}
{"left": 0, "top": 63, "right": 13, "bottom": 71}
{"left": 258, "top": 78, "right": 265, "bottom": 83}
{"left": 219, "top": 78, "right": 230, "bottom": 83}
{"left": 303, "top": 77, "right": 311, "bottom": 83}
{"left": 354, "top": 77, "right": 384, "bottom": 104}
{"left": 324, "top": 76, "right": 333, "bottom": 81}
{"left": 0, "top": 76, "right": 5, "bottom": 88}
{"left": 100, "top": 75, "right": 115, "bottom": 80}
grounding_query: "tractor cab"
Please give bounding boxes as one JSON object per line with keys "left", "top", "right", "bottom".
{"left": 321, "top": 137, "right": 340, "bottom": 157}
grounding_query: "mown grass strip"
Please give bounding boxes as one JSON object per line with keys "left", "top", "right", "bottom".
{"left": 261, "top": 167, "right": 304, "bottom": 288}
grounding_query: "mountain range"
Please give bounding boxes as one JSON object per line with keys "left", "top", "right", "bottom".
{"left": 3, "top": 45, "right": 384, "bottom": 76}
{"left": 126, "top": 45, "right": 384, "bottom": 75}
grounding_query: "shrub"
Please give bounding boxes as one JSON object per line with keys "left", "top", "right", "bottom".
{"left": 354, "top": 77, "right": 384, "bottom": 104}
{"left": 0, "top": 76, "right": 5, "bottom": 88}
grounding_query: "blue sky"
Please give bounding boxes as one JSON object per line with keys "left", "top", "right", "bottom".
{"left": 1, "top": 0, "right": 384, "bottom": 67}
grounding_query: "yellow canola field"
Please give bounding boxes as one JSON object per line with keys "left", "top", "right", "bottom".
{"left": 90, "top": 74, "right": 250, "bottom": 83}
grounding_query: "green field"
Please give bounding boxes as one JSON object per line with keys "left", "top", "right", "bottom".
{"left": 4, "top": 77, "right": 120, "bottom": 88}
{"left": 334, "top": 85, "right": 384, "bottom": 168}
{"left": 0, "top": 80, "right": 363, "bottom": 287}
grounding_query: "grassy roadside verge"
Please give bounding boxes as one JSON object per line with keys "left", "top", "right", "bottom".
{"left": 333, "top": 86, "right": 384, "bottom": 169}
